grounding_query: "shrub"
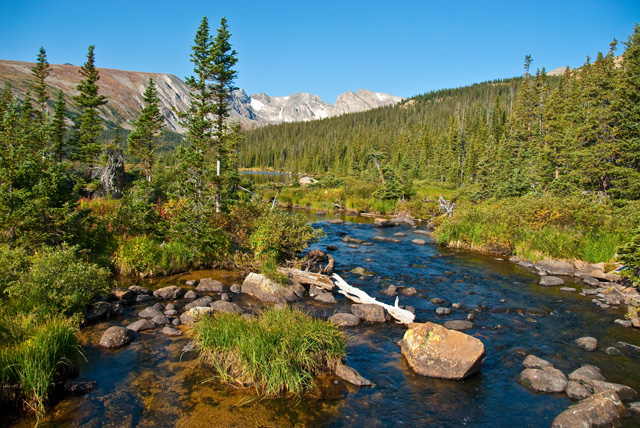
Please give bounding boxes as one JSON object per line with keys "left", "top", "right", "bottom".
{"left": 618, "top": 227, "right": 640, "bottom": 287}
{"left": 6, "top": 244, "right": 110, "bottom": 316}
{"left": 0, "top": 311, "right": 79, "bottom": 417}
{"left": 192, "top": 307, "right": 346, "bottom": 397}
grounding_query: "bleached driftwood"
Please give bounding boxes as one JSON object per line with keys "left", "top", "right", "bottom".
{"left": 440, "top": 195, "right": 455, "bottom": 217}
{"left": 279, "top": 267, "right": 335, "bottom": 291}
{"left": 332, "top": 274, "right": 415, "bottom": 325}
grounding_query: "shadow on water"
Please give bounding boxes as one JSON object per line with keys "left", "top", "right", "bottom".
{"left": 5, "top": 214, "right": 640, "bottom": 427}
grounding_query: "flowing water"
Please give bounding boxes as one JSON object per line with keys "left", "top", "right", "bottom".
{"left": 4, "top": 213, "right": 640, "bottom": 427}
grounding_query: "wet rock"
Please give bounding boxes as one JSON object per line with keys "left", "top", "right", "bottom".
{"left": 315, "top": 210, "right": 327, "bottom": 216}
{"left": 443, "top": 320, "right": 474, "bottom": 331}
{"left": 161, "top": 326, "right": 183, "bottom": 336}
{"left": 372, "top": 236, "right": 401, "bottom": 243}
{"left": 401, "top": 305, "right": 415, "bottom": 314}
{"left": 627, "top": 306, "right": 640, "bottom": 328}
{"left": 559, "top": 287, "right": 577, "bottom": 292}
{"left": 400, "top": 322, "right": 485, "bottom": 380}
{"left": 185, "top": 280, "right": 196, "bottom": 287}
{"left": 126, "top": 319, "right": 155, "bottom": 332}
{"left": 326, "top": 245, "right": 339, "bottom": 251}
{"left": 136, "top": 294, "right": 154, "bottom": 303}
{"left": 138, "top": 307, "right": 164, "bottom": 319}
{"left": 184, "top": 290, "right": 198, "bottom": 299}
{"left": 308, "top": 285, "right": 325, "bottom": 297}
{"left": 315, "top": 293, "right": 337, "bottom": 304}
{"left": 180, "top": 307, "right": 213, "bottom": 325}
{"left": 230, "top": 284, "right": 241, "bottom": 293}
{"left": 589, "top": 270, "right": 608, "bottom": 280}
{"left": 351, "top": 303, "right": 388, "bottom": 323}
{"left": 540, "top": 276, "right": 565, "bottom": 286}
{"left": 583, "top": 276, "right": 602, "bottom": 287}
{"left": 629, "top": 402, "right": 640, "bottom": 414}
{"left": 517, "top": 367, "right": 568, "bottom": 393}
{"left": 413, "top": 229, "right": 430, "bottom": 235}
{"left": 576, "top": 337, "right": 598, "bottom": 352}
{"left": 196, "top": 278, "right": 225, "bottom": 293}
{"left": 587, "top": 380, "right": 638, "bottom": 401}
{"left": 342, "top": 235, "right": 365, "bottom": 244}
{"left": 380, "top": 285, "right": 398, "bottom": 297}
{"left": 329, "top": 313, "right": 361, "bottom": 327}
{"left": 241, "top": 272, "right": 301, "bottom": 304}
{"left": 401, "top": 287, "right": 417, "bottom": 296}
{"left": 165, "top": 303, "right": 176, "bottom": 311}
{"left": 151, "top": 315, "right": 169, "bottom": 326}
{"left": 210, "top": 300, "right": 243, "bottom": 314}
{"left": 220, "top": 293, "right": 232, "bottom": 302}
{"left": 110, "top": 287, "right": 135, "bottom": 302}
{"left": 99, "top": 326, "right": 134, "bottom": 348}
{"left": 348, "top": 244, "right": 360, "bottom": 249}
{"left": 535, "top": 260, "right": 575, "bottom": 276}
{"left": 128, "top": 285, "right": 152, "bottom": 295}
{"left": 154, "top": 286, "right": 185, "bottom": 300}
{"left": 393, "top": 232, "right": 407, "bottom": 237}
{"left": 85, "top": 301, "right": 112, "bottom": 324}
{"left": 184, "top": 296, "right": 213, "bottom": 311}
{"left": 411, "top": 239, "right": 427, "bottom": 245}
{"left": 374, "top": 218, "right": 394, "bottom": 228}
{"left": 152, "top": 302, "right": 164, "bottom": 310}
{"left": 551, "top": 391, "right": 629, "bottom": 428}
{"left": 566, "top": 381, "right": 592, "bottom": 400}
{"left": 614, "top": 319, "right": 632, "bottom": 328}
{"left": 436, "top": 307, "right": 451, "bottom": 316}
{"left": 568, "top": 365, "right": 606, "bottom": 383}
{"left": 362, "top": 242, "right": 374, "bottom": 246}
{"left": 327, "top": 219, "right": 344, "bottom": 224}
{"left": 335, "top": 364, "right": 372, "bottom": 386}
{"left": 350, "top": 267, "right": 375, "bottom": 276}
{"left": 605, "top": 346, "right": 623, "bottom": 356}
{"left": 523, "top": 355, "right": 553, "bottom": 369}
{"left": 518, "top": 260, "right": 535, "bottom": 269}
{"left": 451, "top": 303, "right": 462, "bottom": 309}
{"left": 164, "top": 310, "right": 178, "bottom": 317}
{"left": 467, "top": 313, "right": 476, "bottom": 321}
{"left": 582, "top": 288, "right": 599, "bottom": 296}
{"left": 430, "top": 297, "right": 445, "bottom": 305}
{"left": 182, "top": 341, "right": 196, "bottom": 353}
{"left": 172, "top": 318, "right": 181, "bottom": 326}
{"left": 63, "top": 378, "right": 98, "bottom": 396}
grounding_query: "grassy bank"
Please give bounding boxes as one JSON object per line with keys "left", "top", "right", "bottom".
{"left": 192, "top": 307, "right": 346, "bottom": 397}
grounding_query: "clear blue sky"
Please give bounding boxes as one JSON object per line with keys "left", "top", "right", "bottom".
{"left": 1, "top": 0, "right": 638, "bottom": 103}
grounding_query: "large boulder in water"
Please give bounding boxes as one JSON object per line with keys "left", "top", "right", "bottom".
{"left": 196, "top": 278, "right": 225, "bottom": 293}
{"left": 399, "top": 322, "right": 485, "bottom": 380}
{"left": 517, "top": 367, "right": 568, "bottom": 393}
{"left": 153, "top": 286, "right": 184, "bottom": 300}
{"left": 99, "top": 326, "right": 134, "bottom": 348}
{"left": 551, "top": 391, "right": 629, "bottom": 428}
{"left": 351, "top": 303, "right": 388, "bottom": 323}
{"left": 241, "top": 272, "right": 303, "bottom": 304}
{"left": 535, "top": 260, "right": 575, "bottom": 276}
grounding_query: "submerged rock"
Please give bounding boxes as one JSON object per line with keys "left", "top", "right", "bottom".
{"left": 551, "top": 391, "right": 629, "bottom": 428}
{"left": 335, "top": 363, "right": 372, "bottom": 386}
{"left": 400, "top": 322, "right": 485, "bottom": 380}
{"left": 351, "top": 303, "right": 388, "bottom": 323}
{"left": 99, "top": 326, "right": 134, "bottom": 348}
{"left": 575, "top": 336, "right": 598, "bottom": 352}
{"left": 372, "top": 236, "right": 401, "bottom": 243}
{"left": 443, "top": 320, "right": 474, "bottom": 331}
{"left": 63, "top": 378, "right": 98, "bottom": 396}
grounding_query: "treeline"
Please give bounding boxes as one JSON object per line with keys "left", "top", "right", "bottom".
{"left": 240, "top": 24, "right": 640, "bottom": 202}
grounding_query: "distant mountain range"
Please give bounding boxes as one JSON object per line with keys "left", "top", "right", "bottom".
{"left": 0, "top": 60, "right": 402, "bottom": 132}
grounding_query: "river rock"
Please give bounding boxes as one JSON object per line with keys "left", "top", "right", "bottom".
{"left": 575, "top": 337, "right": 598, "bottom": 352}
{"left": 151, "top": 315, "right": 169, "bottom": 326}
{"left": 540, "top": 276, "right": 565, "bottom": 286}
{"left": 372, "top": 236, "right": 401, "bottom": 243}
{"left": 374, "top": 218, "right": 394, "bottom": 228}
{"left": 326, "top": 245, "right": 339, "bottom": 251}
{"left": 164, "top": 309, "right": 178, "bottom": 317}
{"left": 126, "top": 319, "right": 155, "bottom": 332}
{"left": 568, "top": 365, "right": 605, "bottom": 383}
{"left": 196, "top": 278, "right": 225, "bottom": 293}
{"left": 559, "top": 287, "right": 577, "bottom": 292}
{"left": 628, "top": 306, "right": 640, "bottom": 328}
{"left": 351, "top": 303, "right": 388, "bottom": 323}
{"left": 342, "top": 235, "right": 365, "bottom": 244}
{"left": 138, "top": 306, "right": 165, "bottom": 319}
{"left": 523, "top": 355, "right": 553, "bottom": 369}
{"left": 582, "top": 276, "right": 602, "bottom": 287}
{"left": 430, "top": 297, "right": 445, "bottom": 305}
{"left": 184, "top": 290, "right": 198, "bottom": 299}
{"left": 63, "top": 378, "right": 98, "bottom": 396}
{"left": 411, "top": 239, "right": 427, "bottom": 245}
{"left": 172, "top": 318, "right": 181, "bottom": 326}
{"left": 400, "top": 322, "right": 485, "bottom": 380}
{"left": 551, "top": 391, "right": 629, "bottom": 428}
{"left": 241, "top": 272, "right": 303, "bottom": 304}
{"left": 566, "top": 381, "right": 592, "bottom": 400}
{"left": 136, "top": 294, "right": 154, "bottom": 303}
{"left": 85, "top": 301, "right": 112, "bottom": 323}
{"left": 413, "top": 229, "right": 430, "bottom": 235}
{"left": 185, "top": 279, "right": 196, "bottom": 287}
{"left": 154, "top": 286, "right": 185, "bottom": 300}
{"left": 517, "top": 367, "right": 568, "bottom": 393}
{"left": 184, "top": 296, "right": 213, "bottom": 311}
{"left": 329, "top": 313, "right": 361, "bottom": 327}
{"left": 629, "top": 402, "right": 640, "bottom": 414}
{"left": 443, "top": 320, "right": 474, "bottom": 331}
{"left": 128, "top": 285, "right": 152, "bottom": 295}
{"left": 381, "top": 285, "right": 398, "bottom": 297}
{"left": 518, "top": 260, "right": 535, "bottom": 269}
{"left": 230, "top": 284, "right": 241, "bottom": 293}
{"left": 335, "top": 363, "right": 372, "bottom": 386}
{"left": 401, "top": 287, "right": 417, "bottom": 296}
{"left": 180, "top": 307, "right": 213, "bottom": 325}
{"left": 220, "top": 293, "right": 232, "bottom": 302}
{"left": 605, "top": 346, "right": 623, "bottom": 355}
{"left": 436, "top": 307, "right": 451, "bottom": 315}
{"left": 99, "top": 326, "right": 134, "bottom": 348}
{"left": 161, "top": 326, "right": 183, "bottom": 336}
{"left": 394, "top": 232, "right": 407, "bottom": 237}
{"left": 210, "top": 300, "right": 243, "bottom": 314}
{"left": 315, "top": 292, "right": 337, "bottom": 304}
{"left": 328, "top": 219, "right": 344, "bottom": 224}
{"left": 350, "top": 267, "right": 375, "bottom": 276}
{"left": 110, "top": 287, "right": 135, "bottom": 302}
{"left": 535, "top": 260, "right": 575, "bottom": 276}
{"left": 587, "top": 380, "right": 638, "bottom": 401}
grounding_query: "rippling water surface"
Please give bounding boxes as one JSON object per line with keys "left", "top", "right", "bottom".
{"left": 4, "top": 213, "right": 640, "bottom": 427}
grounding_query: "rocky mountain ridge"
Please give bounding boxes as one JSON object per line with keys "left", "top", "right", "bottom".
{"left": 0, "top": 60, "right": 402, "bottom": 132}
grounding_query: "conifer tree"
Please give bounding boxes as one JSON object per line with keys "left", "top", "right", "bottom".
{"left": 127, "top": 77, "right": 165, "bottom": 182}
{"left": 31, "top": 47, "right": 51, "bottom": 125}
{"left": 72, "top": 45, "right": 107, "bottom": 164}
{"left": 50, "top": 90, "right": 67, "bottom": 162}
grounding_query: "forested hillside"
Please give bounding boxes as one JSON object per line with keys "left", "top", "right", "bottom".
{"left": 241, "top": 29, "right": 639, "bottom": 201}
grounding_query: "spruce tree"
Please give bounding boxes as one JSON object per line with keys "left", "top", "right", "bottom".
{"left": 50, "top": 90, "right": 67, "bottom": 162}
{"left": 72, "top": 45, "right": 107, "bottom": 164}
{"left": 31, "top": 47, "right": 51, "bottom": 125}
{"left": 127, "top": 77, "right": 165, "bottom": 182}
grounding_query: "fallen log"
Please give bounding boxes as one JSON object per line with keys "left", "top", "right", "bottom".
{"left": 332, "top": 274, "right": 415, "bottom": 325}
{"left": 279, "top": 268, "right": 334, "bottom": 291}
